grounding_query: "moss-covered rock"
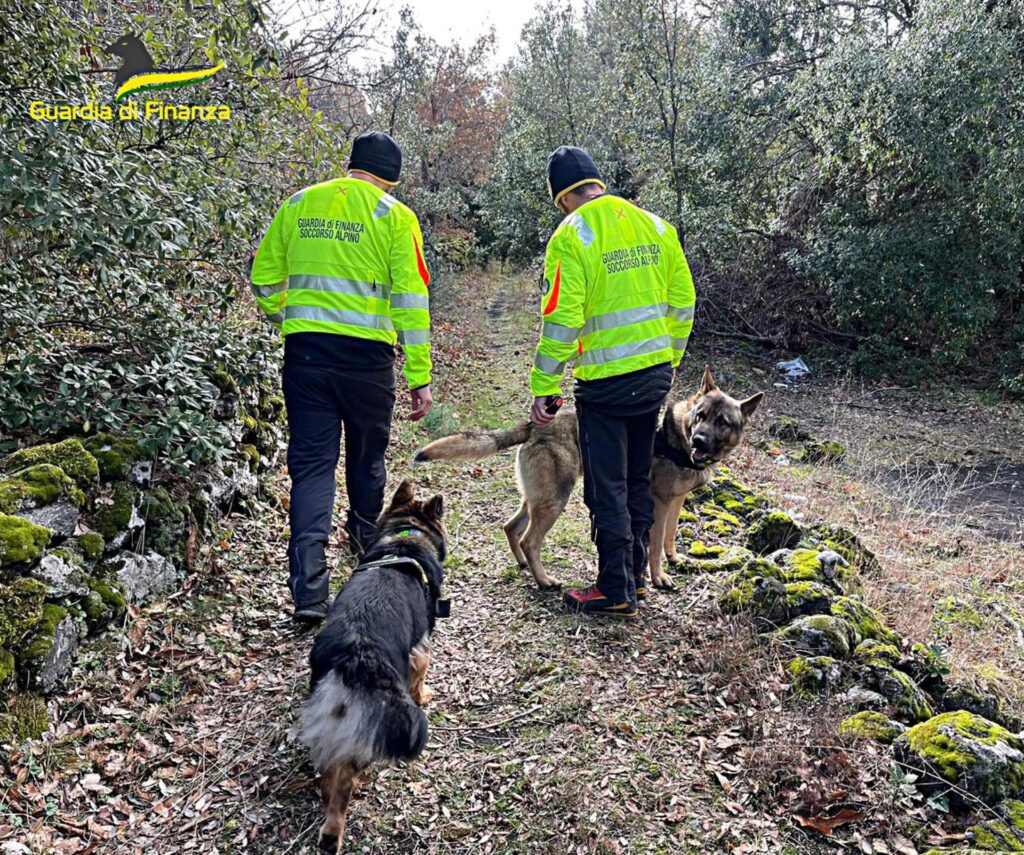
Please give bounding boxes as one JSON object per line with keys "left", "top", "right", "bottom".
{"left": 718, "top": 557, "right": 786, "bottom": 610}
{"left": 897, "top": 712, "right": 1024, "bottom": 805}
{"left": 788, "top": 655, "right": 846, "bottom": 699}
{"left": 830, "top": 597, "right": 900, "bottom": 645}
{"left": 747, "top": 511, "right": 803, "bottom": 554}
{"left": 0, "top": 464, "right": 83, "bottom": 514}
{"left": 140, "top": 486, "right": 188, "bottom": 562}
{"left": 0, "top": 649, "right": 14, "bottom": 686}
{"left": 19, "top": 602, "right": 80, "bottom": 693}
{"left": 864, "top": 664, "right": 935, "bottom": 723}
{"left": 0, "top": 693, "right": 50, "bottom": 743}
{"left": 677, "top": 545, "right": 755, "bottom": 575}
{"left": 839, "top": 711, "right": 907, "bottom": 744}
{"left": 776, "top": 614, "right": 862, "bottom": 659}
{"left": 0, "top": 513, "right": 52, "bottom": 567}
{"left": 803, "top": 523, "right": 881, "bottom": 576}
{"left": 853, "top": 639, "right": 903, "bottom": 669}
{"left": 799, "top": 439, "right": 846, "bottom": 464}
{"left": 699, "top": 505, "right": 743, "bottom": 536}
{"left": 0, "top": 578, "right": 47, "bottom": 650}
{"left": 77, "top": 532, "right": 105, "bottom": 561}
{"left": 781, "top": 548, "right": 860, "bottom": 595}
{"left": 82, "top": 576, "right": 127, "bottom": 633}
{"left": 968, "top": 802, "right": 1024, "bottom": 851}
{"left": 238, "top": 443, "right": 260, "bottom": 473}
{"left": 2, "top": 439, "right": 98, "bottom": 490}
{"left": 688, "top": 541, "right": 725, "bottom": 558}
{"left": 767, "top": 415, "right": 810, "bottom": 442}
{"left": 90, "top": 482, "right": 138, "bottom": 541}
{"left": 82, "top": 434, "right": 142, "bottom": 482}
{"left": 942, "top": 679, "right": 1022, "bottom": 733}
{"left": 785, "top": 581, "right": 834, "bottom": 618}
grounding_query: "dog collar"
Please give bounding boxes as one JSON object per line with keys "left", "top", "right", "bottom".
{"left": 352, "top": 554, "right": 450, "bottom": 619}
{"left": 653, "top": 422, "right": 703, "bottom": 470}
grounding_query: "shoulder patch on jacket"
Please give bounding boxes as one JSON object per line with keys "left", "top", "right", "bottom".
{"left": 644, "top": 210, "right": 667, "bottom": 235}
{"left": 288, "top": 190, "right": 305, "bottom": 207}
{"left": 373, "top": 193, "right": 398, "bottom": 219}
{"left": 565, "top": 212, "right": 596, "bottom": 248}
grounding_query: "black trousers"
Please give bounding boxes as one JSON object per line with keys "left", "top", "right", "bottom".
{"left": 282, "top": 361, "right": 396, "bottom": 607}
{"left": 576, "top": 403, "right": 661, "bottom": 604}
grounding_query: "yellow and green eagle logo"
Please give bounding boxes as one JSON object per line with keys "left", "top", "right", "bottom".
{"left": 103, "top": 33, "right": 223, "bottom": 102}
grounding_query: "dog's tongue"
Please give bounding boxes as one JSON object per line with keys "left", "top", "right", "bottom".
{"left": 692, "top": 449, "right": 709, "bottom": 463}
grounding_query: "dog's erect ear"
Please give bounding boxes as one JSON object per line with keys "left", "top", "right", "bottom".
{"left": 388, "top": 480, "right": 415, "bottom": 510}
{"left": 424, "top": 494, "right": 445, "bottom": 521}
{"left": 700, "top": 365, "right": 718, "bottom": 394}
{"left": 739, "top": 392, "right": 764, "bottom": 420}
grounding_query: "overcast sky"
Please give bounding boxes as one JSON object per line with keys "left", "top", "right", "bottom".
{"left": 277, "top": 0, "right": 584, "bottom": 67}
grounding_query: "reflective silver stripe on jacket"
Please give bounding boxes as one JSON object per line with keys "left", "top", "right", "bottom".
{"left": 534, "top": 353, "right": 567, "bottom": 375}
{"left": 645, "top": 210, "right": 667, "bottom": 235}
{"left": 668, "top": 304, "right": 695, "bottom": 323}
{"left": 251, "top": 281, "right": 287, "bottom": 299}
{"left": 266, "top": 311, "right": 285, "bottom": 325}
{"left": 289, "top": 274, "right": 384, "bottom": 299}
{"left": 391, "top": 293, "right": 430, "bottom": 310}
{"left": 374, "top": 195, "right": 397, "bottom": 219}
{"left": 672, "top": 336, "right": 689, "bottom": 352}
{"left": 566, "top": 213, "right": 596, "bottom": 248}
{"left": 579, "top": 335, "right": 671, "bottom": 366}
{"left": 283, "top": 305, "right": 394, "bottom": 330}
{"left": 541, "top": 321, "right": 579, "bottom": 343}
{"left": 396, "top": 328, "right": 431, "bottom": 345}
{"left": 581, "top": 303, "right": 667, "bottom": 336}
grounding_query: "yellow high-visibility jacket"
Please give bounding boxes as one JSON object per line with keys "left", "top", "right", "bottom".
{"left": 530, "top": 195, "right": 696, "bottom": 397}
{"left": 250, "top": 177, "right": 432, "bottom": 389}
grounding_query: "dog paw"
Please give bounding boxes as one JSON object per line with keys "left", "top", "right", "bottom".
{"left": 664, "top": 552, "right": 683, "bottom": 566}
{"left": 651, "top": 573, "right": 676, "bottom": 590}
{"left": 318, "top": 830, "right": 340, "bottom": 854}
{"left": 537, "top": 577, "right": 562, "bottom": 591}
{"left": 418, "top": 684, "right": 435, "bottom": 705}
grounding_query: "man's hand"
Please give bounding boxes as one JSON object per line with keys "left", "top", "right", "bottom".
{"left": 530, "top": 396, "right": 557, "bottom": 427}
{"left": 409, "top": 385, "right": 433, "bottom": 421}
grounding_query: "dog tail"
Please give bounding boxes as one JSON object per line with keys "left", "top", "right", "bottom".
{"left": 413, "top": 422, "right": 533, "bottom": 463}
{"left": 301, "top": 668, "right": 428, "bottom": 770}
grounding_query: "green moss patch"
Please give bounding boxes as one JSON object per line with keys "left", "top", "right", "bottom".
{"left": 90, "top": 482, "right": 137, "bottom": 541}
{"left": 788, "top": 656, "right": 845, "bottom": 699}
{"left": 2, "top": 439, "right": 98, "bottom": 490}
{"left": 897, "top": 712, "right": 1024, "bottom": 804}
{"left": 82, "top": 576, "right": 127, "bottom": 633}
{"left": 82, "top": 434, "right": 142, "bottom": 482}
{"left": 0, "top": 693, "right": 50, "bottom": 743}
{"left": 799, "top": 439, "right": 846, "bottom": 464}
{"left": 747, "top": 511, "right": 803, "bottom": 554}
{"left": 853, "top": 639, "right": 902, "bottom": 669}
{"left": 0, "top": 514, "right": 51, "bottom": 567}
{"left": 0, "top": 578, "right": 47, "bottom": 650}
{"left": 77, "top": 532, "right": 105, "bottom": 561}
{"left": 0, "top": 464, "right": 82, "bottom": 514}
{"left": 775, "top": 614, "right": 862, "bottom": 659}
{"left": 838, "top": 711, "right": 905, "bottom": 744}
{"left": 831, "top": 596, "right": 901, "bottom": 645}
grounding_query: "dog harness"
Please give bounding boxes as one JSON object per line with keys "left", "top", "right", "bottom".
{"left": 652, "top": 421, "right": 703, "bottom": 470}
{"left": 351, "top": 554, "right": 450, "bottom": 619}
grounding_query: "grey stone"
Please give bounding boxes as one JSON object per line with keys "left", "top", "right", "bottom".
{"left": 817, "top": 549, "right": 849, "bottom": 582}
{"left": 839, "top": 686, "right": 891, "bottom": 709}
{"left": 33, "top": 616, "right": 80, "bottom": 694}
{"left": 28, "top": 553, "right": 88, "bottom": 598}
{"left": 18, "top": 501, "right": 80, "bottom": 540}
{"left": 108, "top": 551, "right": 180, "bottom": 604}
{"left": 130, "top": 460, "right": 153, "bottom": 487}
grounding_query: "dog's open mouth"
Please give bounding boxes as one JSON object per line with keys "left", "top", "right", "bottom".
{"left": 691, "top": 448, "right": 712, "bottom": 465}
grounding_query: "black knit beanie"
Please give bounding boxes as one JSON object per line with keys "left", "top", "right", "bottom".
{"left": 546, "top": 146, "right": 606, "bottom": 206}
{"left": 349, "top": 131, "right": 402, "bottom": 185}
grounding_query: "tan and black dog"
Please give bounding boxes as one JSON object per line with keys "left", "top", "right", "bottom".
{"left": 300, "top": 481, "right": 448, "bottom": 853}
{"left": 414, "top": 367, "right": 762, "bottom": 590}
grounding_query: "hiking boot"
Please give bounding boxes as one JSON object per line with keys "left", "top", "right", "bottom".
{"left": 293, "top": 601, "right": 328, "bottom": 625}
{"left": 563, "top": 587, "right": 638, "bottom": 619}
{"left": 635, "top": 583, "right": 649, "bottom": 601}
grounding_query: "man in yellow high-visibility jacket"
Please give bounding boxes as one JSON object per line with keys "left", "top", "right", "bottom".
{"left": 250, "top": 131, "right": 433, "bottom": 624}
{"left": 530, "top": 146, "right": 696, "bottom": 619}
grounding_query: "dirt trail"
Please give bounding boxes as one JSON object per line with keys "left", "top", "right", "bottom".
{"left": 10, "top": 271, "right": 1024, "bottom": 854}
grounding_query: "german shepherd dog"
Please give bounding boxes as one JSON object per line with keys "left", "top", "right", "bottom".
{"left": 414, "top": 367, "right": 762, "bottom": 591}
{"left": 300, "top": 481, "right": 447, "bottom": 853}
